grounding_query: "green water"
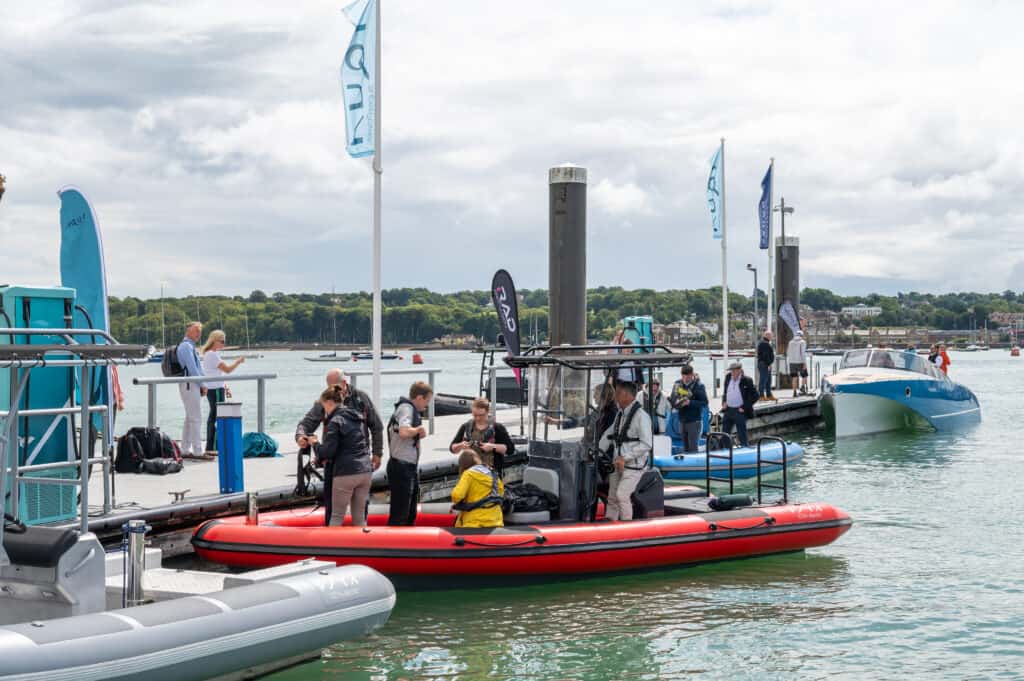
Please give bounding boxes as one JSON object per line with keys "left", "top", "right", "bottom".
{"left": 267, "top": 352, "right": 1022, "bottom": 680}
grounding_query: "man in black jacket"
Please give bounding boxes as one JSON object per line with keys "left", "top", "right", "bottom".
{"left": 720, "top": 361, "right": 758, "bottom": 447}
{"left": 756, "top": 331, "right": 776, "bottom": 401}
{"left": 295, "top": 368, "right": 383, "bottom": 524}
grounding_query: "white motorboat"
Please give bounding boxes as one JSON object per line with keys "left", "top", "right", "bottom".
{"left": 819, "top": 348, "right": 980, "bottom": 438}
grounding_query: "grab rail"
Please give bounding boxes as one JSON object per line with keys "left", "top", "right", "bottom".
{"left": 755, "top": 435, "right": 788, "bottom": 504}
{"left": 704, "top": 430, "right": 735, "bottom": 495}
{"left": 344, "top": 368, "right": 442, "bottom": 434}
{"left": 133, "top": 374, "right": 277, "bottom": 434}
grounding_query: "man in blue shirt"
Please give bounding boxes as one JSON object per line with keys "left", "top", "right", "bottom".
{"left": 177, "top": 322, "right": 206, "bottom": 456}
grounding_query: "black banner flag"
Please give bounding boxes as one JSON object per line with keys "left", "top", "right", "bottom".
{"left": 491, "top": 269, "right": 522, "bottom": 383}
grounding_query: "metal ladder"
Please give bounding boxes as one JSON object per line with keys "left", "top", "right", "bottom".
{"left": 755, "top": 435, "right": 789, "bottom": 504}
{"left": 703, "top": 430, "right": 735, "bottom": 495}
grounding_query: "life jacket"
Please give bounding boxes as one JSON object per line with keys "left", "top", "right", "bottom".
{"left": 462, "top": 419, "right": 496, "bottom": 456}
{"left": 388, "top": 396, "right": 422, "bottom": 450}
{"left": 451, "top": 465, "right": 504, "bottom": 511}
{"left": 608, "top": 401, "right": 648, "bottom": 471}
{"left": 346, "top": 389, "right": 374, "bottom": 451}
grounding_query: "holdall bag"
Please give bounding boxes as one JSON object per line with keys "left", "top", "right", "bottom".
{"left": 115, "top": 427, "right": 182, "bottom": 473}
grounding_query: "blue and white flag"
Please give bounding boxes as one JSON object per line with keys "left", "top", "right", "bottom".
{"left": 759, "top": 163, "right": 772, "bottom": 249}
{"left": 707, "top": 146, "right": 723, "bottom": 240}
{"left": 341, "top": 0, "right": 375, "bottom": 158}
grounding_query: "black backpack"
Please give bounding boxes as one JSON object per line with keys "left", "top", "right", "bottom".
{"left": 160, "top": 345, "right": 185, "bottom": 377}
{"left": 115, "top": 427, "right": 182, "bottom": 473}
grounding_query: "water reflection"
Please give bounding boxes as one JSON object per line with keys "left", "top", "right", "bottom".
{"left": 268, "top": 553, "right": 849, "bottom": 681}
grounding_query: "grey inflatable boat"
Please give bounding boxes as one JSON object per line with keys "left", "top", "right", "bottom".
{"left": 0, "top": 563, "right": 395, "bottom": 681}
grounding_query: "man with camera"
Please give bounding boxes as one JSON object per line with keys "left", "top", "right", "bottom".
{"left": 597, "top": 381, "right": 652, "bottom": 521}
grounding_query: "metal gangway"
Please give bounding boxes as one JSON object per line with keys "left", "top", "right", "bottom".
{"left": 0, "top": 328, "right": 152, "bottom": 566}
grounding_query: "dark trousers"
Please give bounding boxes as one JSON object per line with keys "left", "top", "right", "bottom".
{"left": 757, "top": 362, "right": 773, "bottom": 398}
{"left": 387, "top": 457, "right": 419, "bottom": 526}
{"left": 682, "top": 419, "right": 701, "bottom": 453}
{"left": 721, "top": 407, "right": 749, "bottom": 447}
{"left": 205, "top": 388, "right": 225, "bottom": 452}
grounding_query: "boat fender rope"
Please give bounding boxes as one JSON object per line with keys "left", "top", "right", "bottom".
{"left": 453, "top": 535, "right": 547, "bottom": 547}
{"left": 707, "top": 517, "right": 775, "bottom": 532}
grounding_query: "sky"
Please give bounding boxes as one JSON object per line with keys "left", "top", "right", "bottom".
{"left": 2, "top": 0, "right": 1023, "bottom": 300}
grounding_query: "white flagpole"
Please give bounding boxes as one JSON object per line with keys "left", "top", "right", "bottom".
{"left": 721, "top": 138, "right": 729, "bottom": 360}
{"left": 767, "top": 157, "right": 775, "bottom": 341}
{"left": 371, "top": 0, "right": 382, "bottom": 411}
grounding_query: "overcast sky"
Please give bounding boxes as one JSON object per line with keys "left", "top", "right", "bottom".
{"left": 2, "top": 1, "right": 1022, "bottom": 299}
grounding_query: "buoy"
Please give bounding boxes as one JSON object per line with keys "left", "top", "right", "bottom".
{"left": 412, "top": 353, "right": 423, "bottom": 365}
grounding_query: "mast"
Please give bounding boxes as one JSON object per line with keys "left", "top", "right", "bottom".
{"left": 720, "top": 138, "right": 729, "bottom": 359}
{"left": 370, "top": 0, "right": 383, "bottom": 410}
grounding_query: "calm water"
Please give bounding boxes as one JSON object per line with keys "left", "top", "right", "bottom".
{"left": 125, "top": 350, "right": 1023, "bottom": 679}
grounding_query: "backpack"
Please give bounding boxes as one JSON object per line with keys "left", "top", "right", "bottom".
{"left": 115, "top": 427, "right": 182, "bottom": 473}
{"left": 160, "top": 345, "right": 185, "bottom": 377}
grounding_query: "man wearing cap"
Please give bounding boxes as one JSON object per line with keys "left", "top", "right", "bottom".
{"left": 296, "top": 368, "right": 383, "bottom": 524}
{"left": 786, "top": 331, "right": 809, "bottom": 397}
{"left": 720, "top": 361, "right": 758, "bottom": 447}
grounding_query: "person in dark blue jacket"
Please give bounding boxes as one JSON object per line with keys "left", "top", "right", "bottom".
{"left": 669, "top": 365, "right": 708, "bottom": 452}
{"left": 317, "top": 385, "right": 373, "bottom": 527}
{"left": 756, "top": 331, "right": 776, "bottom": 400}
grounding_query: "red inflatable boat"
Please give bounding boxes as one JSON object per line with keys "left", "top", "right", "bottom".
{"left": 192, "top": 500, "right": 851, "bottom": 585}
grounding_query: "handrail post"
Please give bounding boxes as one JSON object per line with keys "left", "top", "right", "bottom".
{"left": 147, "top": 383, "right": 157, "bottom": 429}
{"left": 257, "top": 378, "right": 266, "bottom": 434}
{"left": 7, "top": 368, "right": 22, "bottom": 528}
{"left": 489, "top": 367, "right": 498, "bottom": 419}
{"left": 427, "top": 370, "right": 436, "bottom": 435}
{"left": 712, "top": 357, "right": 718, "bottom": 398}
{"left": 79, "top": 364, "right": 92, "bottom": 534}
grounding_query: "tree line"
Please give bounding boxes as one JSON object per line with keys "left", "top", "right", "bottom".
{"left": 108, "top": 287, "right": 1024, "bottom": 347}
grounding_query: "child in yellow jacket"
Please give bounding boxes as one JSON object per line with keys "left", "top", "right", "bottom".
{"left": 451, "top": 451, "right": 505, "bottom": 528}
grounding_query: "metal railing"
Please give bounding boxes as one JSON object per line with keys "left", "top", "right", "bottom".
{"left": 132, "top": 374, "right": 277, "bottom": 434}
{"left": 755, "top": 435, "right": 789, "bottom": 504}
{"left": 344, "top": 368, "right": 442, "bottom": 434}
{"left": 1, "top": 328, "right": 151, "bottom": 567}
{"left": 703, "top": 430, "right": 735, "bottom": 495}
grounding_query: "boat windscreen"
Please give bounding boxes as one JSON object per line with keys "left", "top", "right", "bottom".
{"left": 842, "top": 349, "right": 945, "bottom": 379}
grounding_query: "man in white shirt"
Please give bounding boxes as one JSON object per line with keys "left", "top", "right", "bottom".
{"left": 598, "top": 382, "right": 653, "bottom": 521}
{"left": 786, "top": 331, "right": 809, "bottom": 397}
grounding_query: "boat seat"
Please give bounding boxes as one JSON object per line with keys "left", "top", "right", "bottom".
{"left": 0, "top": 532, "right": 106, "bottom": 625}
{"left": 2, "top": 526, "right": 79, "bottom": 568}
{"left": 523, "top": 466, "right": 559, "bottom": 498}
{"left": 505, "top": 466, "right": 559, "bottom": 524}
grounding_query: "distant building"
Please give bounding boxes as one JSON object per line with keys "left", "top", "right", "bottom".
{"left": 698, "top": 321, "right": 720, "bottom": 338}
{"left": 841, "top": 304, "right": 882, "bottom": 319}
{"left": 435, "top": 333, "right": 478, "bottom": 347}
{"left": 990, "top": 312, "right": 1024, "bottom": 325}
{"left": 655, "top": 321, "right": 705, "bottom": 345}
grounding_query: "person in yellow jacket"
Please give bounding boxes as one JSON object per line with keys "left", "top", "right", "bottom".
{"left": 451, "top": 451, "right": 505, "bottom": 528}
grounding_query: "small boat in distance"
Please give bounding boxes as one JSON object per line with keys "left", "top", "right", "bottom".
{"left": 351, "top": 351, "right": 402, "bottom": 360}
{"left": 304, "top": 351, "right": 343, "bottom": 362}
{"left": 819, "top": 348, "right": 981, "bottom": 437}
{"left": 148, "top": 351, "right": 164, "bottom": 363}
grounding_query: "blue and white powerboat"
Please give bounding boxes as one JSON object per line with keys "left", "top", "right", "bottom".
{"left": 819, "top": 348, "right": 980, "bottom": 437}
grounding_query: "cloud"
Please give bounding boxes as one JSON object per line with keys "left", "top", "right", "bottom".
{"left": 1, "top": 0, "right": 1022, "bottom": 299}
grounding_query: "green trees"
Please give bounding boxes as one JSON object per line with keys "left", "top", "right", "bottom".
{"left": 107, "top": 287, "right": 1024, "bottom": 346}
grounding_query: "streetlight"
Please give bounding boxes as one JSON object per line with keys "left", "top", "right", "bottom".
{"left": 773, "top": 197, "right": 795, "bottom": 257}
{"left": 746, "top": 264, "right": 758, "bottom": 351}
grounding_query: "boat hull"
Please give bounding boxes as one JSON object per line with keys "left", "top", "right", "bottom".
{"left": 193, "top": 504, "right": 851, "bottom": 585}
{"left": 0, "top": 565, "right": 394, "bottom": 681}
{"left": 654, "top": 441, "right": 804, "bottom": 480}
{"left": 820, "top": 374, "right": 980, "bottom": 438}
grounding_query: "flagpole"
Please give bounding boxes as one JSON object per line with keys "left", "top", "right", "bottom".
{"left": 720, "top": 137, "right": 729, "bottom": 360}
{"left": 767, "top": 157, "right": 775, "bottom": 341}
{"left": 371, "top": 0, "right": 382, "bottom": 411}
